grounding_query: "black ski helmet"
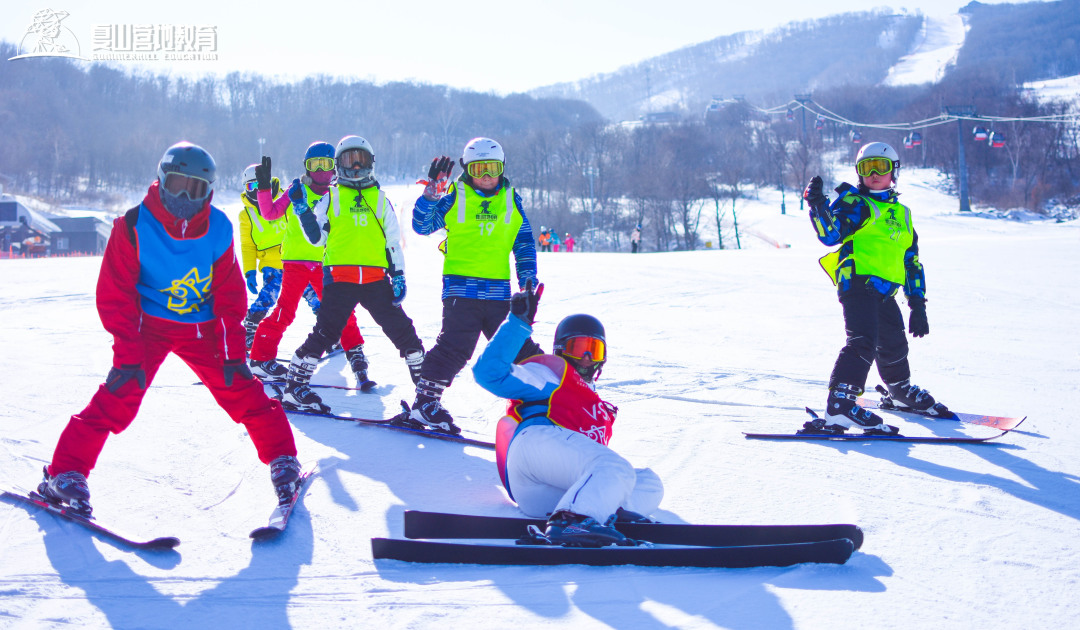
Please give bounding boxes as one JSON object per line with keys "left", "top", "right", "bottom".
{"left": 157, "top": 142, "right": 216, "bottom": 219}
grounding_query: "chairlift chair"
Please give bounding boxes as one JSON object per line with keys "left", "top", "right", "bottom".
{"left": 973, "top": 126, "right": 989, "bottom": 142}
{"left": 850, "top": 129, "right": 862, "bottom": 144}
{"left": 989, "top": 132, "right": 1006, "bottom": 148}
{"left": 815, "top": 115, "right": 825, "bottom": 130}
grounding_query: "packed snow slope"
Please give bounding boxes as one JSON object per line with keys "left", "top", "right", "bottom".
{"left": 1, "top": 171, "right": 1078, "bottom": 629}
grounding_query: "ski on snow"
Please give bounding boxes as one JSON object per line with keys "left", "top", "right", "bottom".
{"left": 250, "top": 468, "right": 317, "bottom": 540}
{"left": 859, "top": 385, "right": 1026, "bottom": 431}
{"left": 402, "top": 510, "right": 864, "bottom": 549}
{"left": 371, "top": 537, "right": 855, "bottom": 568}
{"left": 280, "top": 407, "right": 495, "bottom": 449}
{"left": 743, "top": 408, "right": 1021, "bottom": 443}
{"left": 1, "top": 489, "right": 180, "bottom": 551}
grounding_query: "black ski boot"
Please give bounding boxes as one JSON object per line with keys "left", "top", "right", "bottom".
{"left": 269, "top": 455, "right": 302, "bottom": 505}
{"left": 38, "top": 466, "right": 92, "bottom": 516}
{"left": 244, "top": 312, "right": 265, "bottom": 350}
{"left": 346, "top": 344, "right": 376, "bottom": 391}
{"left": 823, "top": 383, "right": 898, "bottom": 435}
{"left": 543, "top": 510, "right": 636, "bottom": 548}
{"left": 249, "top": 357, "right": 287, "bottom": 380}
{"left": 882, "top": 381, "right": 952, "bottom": 417}
{"left": 408, "top": 379, "right": 460, "bottom": 434}
{"left": 281, "top": 354, "right": 330, "bottom": 413}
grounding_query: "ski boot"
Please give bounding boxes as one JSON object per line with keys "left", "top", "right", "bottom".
{"left": 409, "top": 396, "right": 461, "bottom": 435}
{"left": 821, "top": 383, "right": 898, "bottom": 435}
{"left": 249, "top": 357, "right": 288, "bottom": 380}
{"left": 281, "top": 354, "right": 330, "bottom": 413}
{"left": 541, "top": 510, "right": 636, "bottom": 548}
{"left": 615, "top": 507, "right": 656, "bottom": 523}
{"left": 880, "top": 382, "right": 953, "bottom": 418}
{"left": 404, "top": 348, "right": 424, "bottom": 386}
{"left": 37, "top": 466, "right": 92, "bottom": 516}
{"left": 346, "top": 344, "right": 377, "bottom": 392}
{"left": 243, "top": 312, "right": 265, "bottom": 350}
{"left": 269, "top": 455, "right": 302, "bottom": 505}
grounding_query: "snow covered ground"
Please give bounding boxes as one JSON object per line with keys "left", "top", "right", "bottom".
{"left": 1, "top": 171, "right": 1079, "bottom": 629}
{"left": 882, "top": 13, "right": 968, "bottom": 87}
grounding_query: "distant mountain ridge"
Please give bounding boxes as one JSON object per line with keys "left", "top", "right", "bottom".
{"left": 531, "top": 1, "right": 1080, "bottom": 122}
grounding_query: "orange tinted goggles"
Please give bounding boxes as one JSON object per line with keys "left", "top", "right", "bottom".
{"left": 562, "top": 336, "right": 606, "bottom": 362}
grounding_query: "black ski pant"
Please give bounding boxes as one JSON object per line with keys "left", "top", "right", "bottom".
{"left": 296, "top": 279, "right": 423, "bottom": 360}
{"left": 828, "top": 280, "right": 911, "bottom": 393}
{"left": 419, "top": 297, "right": 543, "bottom": 389}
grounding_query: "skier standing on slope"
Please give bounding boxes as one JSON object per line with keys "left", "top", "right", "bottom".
{"left": 405, "top": 137, "right": 542, "bottom": 434}
{"left": 803, "top": 141, "right": 951, "bottom": 435}
{"left": 247, "top": 142, "right": 367, "bottom": 393}
{"left": 282, "top": 135, "right": 426, "bottom": 412}
{"left": 38, "top": 142, "right": 301, "bottom": 515}
{"left": 237, "top": 163, "right": 322, "bottom": 349}
{"left": 472, "top": 282, "right": 664, "bottom": 547}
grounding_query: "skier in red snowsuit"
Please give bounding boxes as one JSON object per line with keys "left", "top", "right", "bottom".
{"left": 38, "top": 142, "right": 301, "bottom": 515}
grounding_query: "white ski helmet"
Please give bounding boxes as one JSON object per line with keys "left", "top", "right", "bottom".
{"left": 855, "top": 142, "right": 900, "bottom": 181}
{"left": 335, "top": 135, "right": 376, "bottom": 185}
{"left": 242, "top": 163, "right": 258, "bottom": 185}
{"left": 462, "top": 137, "right": 504, "bottom": 165}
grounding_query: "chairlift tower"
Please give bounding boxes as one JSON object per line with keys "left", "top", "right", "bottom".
{"left": 944, "top": 106, "right": 975, "bottom": 212}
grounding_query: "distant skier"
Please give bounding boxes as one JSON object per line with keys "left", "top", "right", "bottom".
{"left": 538, "top": 228, "right": 552, "bottom": 252}
{"left": 37, "top": 142, "right": 301, "bottom": 516}
{"left": 406, "top": 137, "right": 542, "bottom": 434}
{"left": 472, "top": 282, "right": 664, "bottom": 547}
{"left": 564, "top": 233, "right": 575, "bottom": 252}
{"left": 281, "top": 135, "right": 426, "bottom": 412}
{"left": 237, "top": 163, "right": 321, "bottom": 349}
{"left": 247, "top": 143, "right": 367, "bottom": 389}
{"left": 803, "top": 141, "right": 950, "bottom": 435}
{"left": 630, "top": 224, "right": 642, "bottom": 253}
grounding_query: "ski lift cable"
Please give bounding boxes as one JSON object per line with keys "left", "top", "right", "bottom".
{"left": 751, "top": 96, "right": 1080, "bottom": 130}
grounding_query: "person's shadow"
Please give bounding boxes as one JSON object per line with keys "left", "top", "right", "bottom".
{"left": 37, "top": 480, "right": 315, "bottom": 629}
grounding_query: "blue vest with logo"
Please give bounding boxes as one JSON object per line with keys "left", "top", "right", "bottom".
{"left": 134, "top": 204, "right": 233, "bottom": 323}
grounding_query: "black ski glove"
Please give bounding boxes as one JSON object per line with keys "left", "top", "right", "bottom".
{"left": 510, "top": 279, "right": 544, "bottom": 326}
{"left": 428, "top": 156, "right": 454, "bottom": 182}
{"left": 106, "top": 364, "right": 146, "bottom": 393}
{"left": 804, "top": 175, "right": 828, "bottom": 211}
{"left": 908, "top": 298, "right": 929, "bottom": 338}
{"left": 255, "top": 156, "right": 272, "bottom": 191}
{"left": 223, "top": 359, "right": 254, "bottom": 387}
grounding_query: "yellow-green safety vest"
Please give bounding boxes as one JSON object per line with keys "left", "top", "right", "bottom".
{"left": 242, "top": 195, "right": 287, "bottom": 251}
{"left": 281, "top": 185, "right": 333, "bottom": 262}
{"left": 819, "top": 194, "right": 913, "bottom": 286}
{"left": 442, "top": 183, "right": 521, "bottom": 279}
{"left": 323, "top": 185, "right": 390, "bottom": 268}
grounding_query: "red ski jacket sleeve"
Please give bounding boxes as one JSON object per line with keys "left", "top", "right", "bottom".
{"left": 96, "top": 214, "right": 143, "bottom": 367}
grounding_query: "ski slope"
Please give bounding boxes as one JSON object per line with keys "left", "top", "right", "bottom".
{"left": 1, "top": 172, "right": 1078, "bottom": 628}
{"left": 882, "top": 13, "right": 968, "bottom": 87}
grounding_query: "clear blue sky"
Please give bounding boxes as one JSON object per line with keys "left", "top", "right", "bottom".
{"left": 2, "top": 1, "right": 1031, "bottom": 94}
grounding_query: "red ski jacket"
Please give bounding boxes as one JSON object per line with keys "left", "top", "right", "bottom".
{"left": 98, "top": 182, "right": 248, "bottom": 366}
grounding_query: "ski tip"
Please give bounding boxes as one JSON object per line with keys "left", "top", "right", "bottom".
{"left": 360, "top": 381, "right": 378, "bottom": 392}
{"left": 145, "top": 536, "right": 182, "bottom": 550}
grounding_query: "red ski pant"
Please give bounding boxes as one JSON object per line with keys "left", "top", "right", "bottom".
{"left": 48, "top": 317, "right": 298, "bottom": 478}
{"left": 250, "top": 261, "right": 364, "bottom": 362}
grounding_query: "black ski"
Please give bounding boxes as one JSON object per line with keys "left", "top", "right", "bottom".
{"left": 371, "top": 537, "right": 854, "bottom": 568}
{"left": 250, "top": 468, "right": 316, "bottom": 539}
{"left": 743, "top": 408, "right": 1017, "bottom": 443}
{"left": 1, "top": 490, "right": 180, "bottom": 551}
{"left": 402, "top": 510, "right": 863, "bottom": 549}
{"left": 283, "top": 409, "right": 495, "bottom": 449}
